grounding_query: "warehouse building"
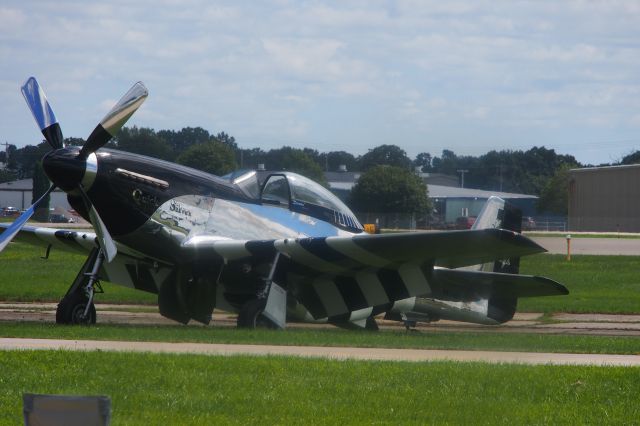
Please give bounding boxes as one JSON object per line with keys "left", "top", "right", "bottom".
{"left": 0, "top": 179, "right": 71, "bottom": 211}
{"left": 569, "top": 164, "right": 640, "bottom": 232}
{"left": 325, "top": 170, "right": 538, "bottom": 229}
{"left": 428, "top": 185, "right": 538, "bottom": 223}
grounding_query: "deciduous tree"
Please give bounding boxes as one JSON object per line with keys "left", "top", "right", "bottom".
{"left": 537, "top": 164, "right": 573, "bottom": 215}
{"left": 115, "top": 127, "right": 173, "bottom": 160}
{"left": 359, "top": 144, "right": 412, "bottom": 171}
{"left": 350, "top": 165, "right": 430, "bottom": 214}
{"left": 175, "top": 140, "right": 237, "bottom": 176}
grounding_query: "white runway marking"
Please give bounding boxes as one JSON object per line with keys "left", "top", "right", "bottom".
{"left": 1, "top": 337, "right": 639, "bottom": 366}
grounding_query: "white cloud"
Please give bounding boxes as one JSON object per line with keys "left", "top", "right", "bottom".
{"left": 1, "top": 0, "right": 640, "bottom": 164}
{"left": 262, "top": 38, "right": 347, "bottom": 79}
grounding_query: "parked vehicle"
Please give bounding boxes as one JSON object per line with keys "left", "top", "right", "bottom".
{"left": 522, "top": 216, "right": 536, "bottom": 231}
{"left": 455, "top": 216, "right": 476, "bottom": 229}
{"left": 49, "top": 213, "right": 75, "bottom": 223}
{"left": 1, "top": 207, "right": 20, "bottom": 218}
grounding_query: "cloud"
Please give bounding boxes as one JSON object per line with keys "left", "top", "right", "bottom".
{"left": 1, "top": 0, "right": 640, "bottom": 165}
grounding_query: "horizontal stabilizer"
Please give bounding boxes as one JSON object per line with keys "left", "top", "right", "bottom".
{"left": 431, "top": 268, "right": 569, "bottom": 298}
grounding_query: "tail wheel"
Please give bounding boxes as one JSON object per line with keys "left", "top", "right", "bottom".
{"left": 237, "top": 299, "right": 276, "bottom": 329}
{"left": 56, "top": 292, "right": 96, "bottom": 325}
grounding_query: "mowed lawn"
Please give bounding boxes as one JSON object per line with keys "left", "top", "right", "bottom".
{"left": 1, "top": 350, "right": 639, "bottom": 425}
{"left": 0, "top": 242, "right": 156, "bottom": 304}
{"left": 519, "top": 253, "right": 640, "bottom": 313}
{"left": 1, "top": 242, "right": 640, "bottom": 314}
{"left": 1, "top": 243, "right": 639, "bottom": 424}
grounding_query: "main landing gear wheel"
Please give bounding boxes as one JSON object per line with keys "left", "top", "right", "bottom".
{"left": 236, "top": 299, "right": 277, "bottom": 329}
{"left": 56, "top": 292, "right": 96, "bottom": 325}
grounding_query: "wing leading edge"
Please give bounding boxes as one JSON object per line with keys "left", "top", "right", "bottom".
{"left": 0, "top": 224, "right": 96, "bottom": 254}
{"left": 182, "top": 228, "right": 546, "bottom": 272}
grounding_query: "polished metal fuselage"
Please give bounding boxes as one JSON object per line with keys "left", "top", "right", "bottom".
{"left": 119, "top": 194, "right": 355, "bottom": 264}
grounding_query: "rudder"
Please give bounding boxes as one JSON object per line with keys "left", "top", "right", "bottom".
{"left": 470, "top": 196, "right": 523, "bottom": 273}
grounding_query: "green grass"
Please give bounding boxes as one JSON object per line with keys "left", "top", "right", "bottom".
{"left": 519, "top": 254, "right": 640, "bottom": 313}
{"left": 3, "top": 243, "right": 640, "bottom": 314}
{"left": 0, "top": 242, "right": 155, "bottom": 304}
{"left": 1, "top": 350, "right": 639, "bottom": 424}
{"left": 1, "top": 323, "right": 640, "bottom": 354}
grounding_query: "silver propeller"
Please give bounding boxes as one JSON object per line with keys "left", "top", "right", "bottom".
{"left": 0, "top": 185, "right": 56, "bottom": 252}
{"left": 79, "top": 82, "right": 148, "bottom": 159}
{"left": 77, "top": 186, "right": 117, "bottom": 262}
{"left": 21, "top": 77, "right": 64, "bottom": 150}
{"left": 1, "top": 78, "right": 148, "bottom": 262}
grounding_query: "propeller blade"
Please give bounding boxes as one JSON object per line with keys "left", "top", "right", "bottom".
{"left": 21, "top": 77, "right": 64, "bottom": 149}
{"left": 0, "top": 185, "right": 56, "bottom": 253}
{"left": 77, "top": 185, "right": 117, "bottom": 263}
{"left": 79, "top": 81, "right": 148, "bottom": 159}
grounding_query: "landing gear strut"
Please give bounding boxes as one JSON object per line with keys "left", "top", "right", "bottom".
{"left": 236, "top": 253, "right": 286, "bottom": 329}
{"left": 56, "top": 248, "right": 104, "bottom": 325}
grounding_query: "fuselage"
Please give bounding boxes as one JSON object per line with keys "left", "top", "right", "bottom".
{"left": 50, "top": 147, "right": 361, "bottom": 264}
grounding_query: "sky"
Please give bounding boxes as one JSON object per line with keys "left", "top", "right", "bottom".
{"left": 1, "top": 0, "right": 639, "bottom": 166}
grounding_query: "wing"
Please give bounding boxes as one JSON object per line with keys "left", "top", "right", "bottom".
{"left": 0, "top": 224, "right": 97, "bottom": 254}
{"left": 182, "top": 228, "right": 544, "bottom": 272}
{"left": 182, "top": 229, "right": 563, "bottom": 321}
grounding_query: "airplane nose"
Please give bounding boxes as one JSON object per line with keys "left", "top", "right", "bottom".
{"left": 42, "top": 147, "right": 94, "bottom": 192}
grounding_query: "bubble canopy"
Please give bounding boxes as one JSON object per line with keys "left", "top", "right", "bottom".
{"left": 225, "top": 170, "right": 363, "bottom": 232}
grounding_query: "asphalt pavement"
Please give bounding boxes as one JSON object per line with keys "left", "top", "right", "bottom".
{"left": 531, "top": 236, "right": 640, "bottom": 255}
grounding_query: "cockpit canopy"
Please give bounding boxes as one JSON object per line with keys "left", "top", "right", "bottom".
{"left": 225, "top": 170, "right": 363, "bottom": 233}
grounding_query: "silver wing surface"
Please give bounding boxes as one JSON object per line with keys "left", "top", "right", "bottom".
{"left": 183, "top": 229, "right": 567, "bottom": 321}
{"left": 1, "top": 225, "right": 98, "bottom": 254}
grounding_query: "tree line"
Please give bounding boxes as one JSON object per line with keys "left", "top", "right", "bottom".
{"left": 2, "top": 125, "right": 635, "bottom": 216}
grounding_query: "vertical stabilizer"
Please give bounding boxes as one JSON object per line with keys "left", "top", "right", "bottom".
{"left": 469, "top": 196, "right": 523, "bottom": 273}
{"left": 471, "top": 196, "right": 522, "bottom": 233}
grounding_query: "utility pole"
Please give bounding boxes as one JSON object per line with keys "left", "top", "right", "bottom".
{"left": 499, "top": 164, "right": 504, "bottom": 192}
{"left": 457, "top": 169, "right": 469, "bottom": 188}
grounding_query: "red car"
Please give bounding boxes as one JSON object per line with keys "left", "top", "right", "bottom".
{"left": 455, "top": 216, "right": 476, "bottom": 229}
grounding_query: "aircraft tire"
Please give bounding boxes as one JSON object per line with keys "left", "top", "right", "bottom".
{"left": 237, "top": 299, "right": 276, "bottom": 329}
{"left": 56, "top": 292, "right": 97, "bottom": 325}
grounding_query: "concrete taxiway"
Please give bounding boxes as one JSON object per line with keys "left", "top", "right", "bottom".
{"left": 531, "top": 236, "right": 640, "bottom": 255}
{"left": 1, "top": 337, "right": 639, "bottom": 366}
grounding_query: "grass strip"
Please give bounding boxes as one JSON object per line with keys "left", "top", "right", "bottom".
{"left": 0, "top": 242, "right": 156, "bottom": 304}
{"left": 1, "top": 322, "right": 639, "bottom": 355}
{"left": 519, "top": 254, "right": 640, "bottom": 313}
{"left": 3, "top": 243, "right": 640, "bottom": 314}
{"left": 1, "top": 350, "right": 639, "bottom": 424}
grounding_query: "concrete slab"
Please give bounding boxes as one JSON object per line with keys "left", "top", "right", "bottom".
{"left": 553, "top": 313, "right": 640, "bottom": 323}
{"left": 2, "top": 337, "right": 639, "bottom": 366}
{"left": 532, "top": 237, "right": 640, "bottom": 255}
